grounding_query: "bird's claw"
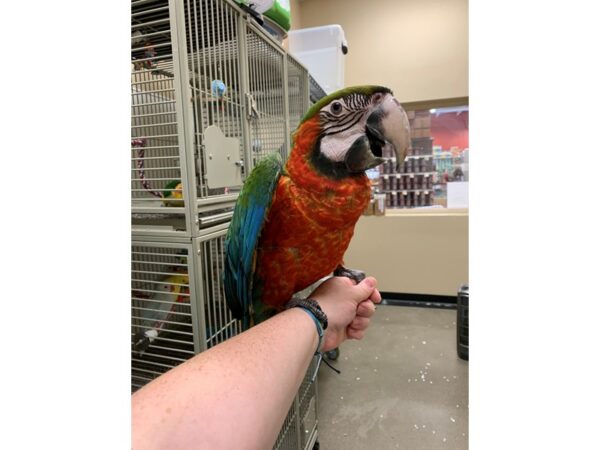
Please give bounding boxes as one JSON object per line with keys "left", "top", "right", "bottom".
{"left": 333, "top": 265, "right": 366, "bottom": 284}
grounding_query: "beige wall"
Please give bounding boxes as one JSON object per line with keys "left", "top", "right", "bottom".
{"left": 290, "top": 0, "right": 302, "bottom": 29}
{"left": 295, "top": 0, "right": 468, "bottom": 104}
{"left": 344, "top": 211, "right": 468, "bottom": 296}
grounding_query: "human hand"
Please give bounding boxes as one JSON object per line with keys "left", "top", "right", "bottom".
{"left": 309, "top": 276, "right": 382, "bottom": 352}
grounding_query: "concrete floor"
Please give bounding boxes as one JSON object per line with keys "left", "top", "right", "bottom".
{"left": 316, "top": 305, "right": 468, "bottom": 450}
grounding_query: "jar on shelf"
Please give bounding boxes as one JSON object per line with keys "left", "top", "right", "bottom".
{"left": 374, "top": 194, "right": 386, "bottom": 216}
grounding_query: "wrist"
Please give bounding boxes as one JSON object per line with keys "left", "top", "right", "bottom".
{"left": 287, "top": 307, "right": 327, "bottom": 383}
{"left": 295, "top": 306, "right": 324, "bottom": 353}
{"left": 285, "top": 298, "right": 328, "bottom": 330}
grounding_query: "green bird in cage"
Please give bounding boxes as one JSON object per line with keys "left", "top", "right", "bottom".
{"left": 162, "top": 180, "right": 184, "bottom": 207}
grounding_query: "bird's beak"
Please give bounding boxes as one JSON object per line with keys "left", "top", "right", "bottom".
{"left": 344, "top": 93, "right": 411, "bottom": 173}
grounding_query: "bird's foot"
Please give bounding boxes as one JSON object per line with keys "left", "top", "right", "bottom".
{"left": 333, "top": 265, "right": 366, "bottom": 284}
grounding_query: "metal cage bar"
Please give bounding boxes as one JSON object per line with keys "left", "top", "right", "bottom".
{"left": 191, "top": 228, "right": 242, "bottom": 352}
{"left": 286, "top": 54, "right": 310, "bottom": 139}
{"left": 274, "top": 356, "right": 320, "bottom": 450}
{"left": 183, "top": 0, "right": 246, "bottom": 199}
{"left": 244, "top": 22, "right": 288, "bottom": 170}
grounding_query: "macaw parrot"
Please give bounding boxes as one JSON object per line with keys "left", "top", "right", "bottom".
{"left": 224, "top": 85, "right": 410, "bottom": 327}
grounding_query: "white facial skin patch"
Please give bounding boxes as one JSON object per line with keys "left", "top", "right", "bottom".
{"left": 319, "top": 99, "right": 370, "bottom": 162}
{"left": 320, "top": 127, "right": 366, "bottom": 161}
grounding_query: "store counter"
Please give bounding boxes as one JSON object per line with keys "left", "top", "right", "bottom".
{"left": 344, "top": 208, "right": 468, "bottom": 296}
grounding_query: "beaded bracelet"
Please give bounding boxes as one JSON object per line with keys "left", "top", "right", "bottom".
{"left": 287, "top": 299, "right": 340, "bottom": 382}
{"left": 286, "top": 298, "right": 328, "bottom": 330}
{"left": 296, "top": 306, "right": 324, "bottom": 353}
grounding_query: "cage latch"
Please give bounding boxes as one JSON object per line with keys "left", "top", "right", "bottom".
{"left": 245, "top": 93, "right": 259, "bottom": 120}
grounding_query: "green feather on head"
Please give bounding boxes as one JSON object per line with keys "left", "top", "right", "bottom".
{"left": 300, "top": 85, "right": 393, "bottom": 124}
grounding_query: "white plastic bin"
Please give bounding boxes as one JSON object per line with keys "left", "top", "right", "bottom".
{"left": 288, "top": 25, "right": 347, "bottom": 94}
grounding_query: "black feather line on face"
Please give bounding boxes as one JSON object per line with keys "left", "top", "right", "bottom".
{"left": 322, "top": 110, "right": 363, "bottom": 135}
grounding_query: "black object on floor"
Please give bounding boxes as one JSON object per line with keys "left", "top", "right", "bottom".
{"left": 380, "top": 292, "right": 457, "bottom": 310}
{"left": 457, "top": 284, "right": 469, "bottom": 360}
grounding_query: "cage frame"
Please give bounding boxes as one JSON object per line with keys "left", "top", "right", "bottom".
{"left": 132, "top": 0, "right": 311, "bottom": 239}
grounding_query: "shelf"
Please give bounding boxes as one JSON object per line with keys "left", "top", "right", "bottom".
{"left": 381, "top": 172, "right": 436, "bottom": 177}
{"left": 387, "top": 205, "right": 434, "bottom": 210}
{"left": 407, "top": 155, "right": 434, "bottom": 159}
{"left": 386, "top": 155, "right": 433, "bottom": 161}
{"left": 382, "top": 189, "right": 432, "bottom": 194}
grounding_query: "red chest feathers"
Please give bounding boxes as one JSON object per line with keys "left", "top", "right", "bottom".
{"left": 255, "top": 174, "right": 370, "bottom": 307}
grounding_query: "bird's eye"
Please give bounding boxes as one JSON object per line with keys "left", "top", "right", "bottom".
{"left": 372, "top": 93, "right": 384, "bottom": 104}
{"left": 330, "top": 101, "right": 343, "bottom": 115}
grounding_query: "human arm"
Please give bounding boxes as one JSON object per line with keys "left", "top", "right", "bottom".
{"left": 131, "top": 276, "right": 381, "bottom": 450}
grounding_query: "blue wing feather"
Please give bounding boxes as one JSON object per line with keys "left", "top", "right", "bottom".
{"left": 224, "top": 153, "right": 283, "bottom": 326}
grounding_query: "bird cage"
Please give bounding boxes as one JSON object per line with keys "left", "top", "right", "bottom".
{"left": 131, "top": 0, "right": 309, "bottom": 238}
{"left": 131, "top": 240, "right": 199, "bottom": 392}
{"left": 181, "top": 0, "right": 247, "bottom": 200}
{"left": 245, "top": 23, "right": 289, "bottom": 165}
{"left": 131, "top": 0, "right": 193, "bottom": 237}
{"left": 192, "top": 226, "right": 244, "bottom": 350}
{"left": 131, "top": 0, "right": 242, "bottom": 237}
{"left": 131, "top": 228, "right": 244, "bottom": 392}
